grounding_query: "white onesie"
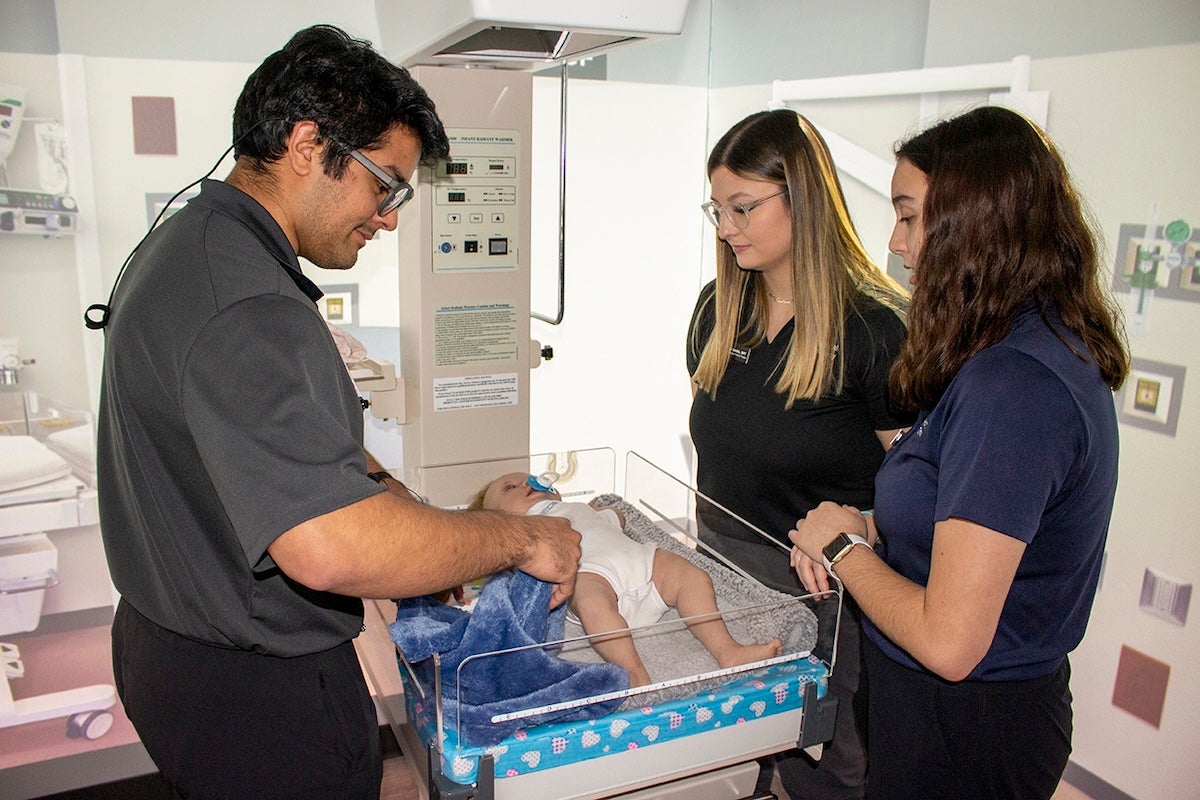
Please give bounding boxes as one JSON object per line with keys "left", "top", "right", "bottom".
{"left": 529, "top": 499, "right": 669, "bottom": 628}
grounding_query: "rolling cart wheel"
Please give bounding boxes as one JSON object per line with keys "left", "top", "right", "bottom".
{"left": 67, "top": 710, "right": 115, "bottom": 740}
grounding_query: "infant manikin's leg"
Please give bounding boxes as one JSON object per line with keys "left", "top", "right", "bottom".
{"left": 651, "top": 550, "right": 782, "bottom": 669}
{"left": 570, "top": 572, "right": 652, "bottom": 687}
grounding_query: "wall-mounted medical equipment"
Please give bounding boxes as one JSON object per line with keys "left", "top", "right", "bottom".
{"left": 0, "top": 188, "right": 77, "bottom": 236}
{"left": 0, "top": 82, "right": 77, "bottom": 237}
{"left": 0, "top": 338, "right": 35, "bottom": 387}
{"left": 0, "top": 83, "right": 26, "bottom": 167}
{"left": 0, "top": 84, "right": 26, "bottom": 171}
{"left": 375, "top": 0, "right": 692, "bottom": 70}
{"left": 1112, "top": 213, "right": 1200, "bottom": 335}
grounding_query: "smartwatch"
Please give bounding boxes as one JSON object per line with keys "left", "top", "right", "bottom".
{"left": 821, "top": 532, "right": 870, "bottom": 577}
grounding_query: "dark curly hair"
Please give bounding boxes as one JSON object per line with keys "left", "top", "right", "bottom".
{"left": 232, "top": 25, "right": 449, "bottom": 178}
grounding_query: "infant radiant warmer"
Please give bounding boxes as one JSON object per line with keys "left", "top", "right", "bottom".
{"left": 363, "top": 450, "right": 842, "bottom": 800}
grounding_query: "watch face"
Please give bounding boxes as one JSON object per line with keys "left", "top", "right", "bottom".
{"left": 823, "top": 533, "right": 851, "bottom": 561}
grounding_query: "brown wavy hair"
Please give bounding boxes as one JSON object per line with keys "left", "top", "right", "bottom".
{"left": 889, "top": 106, "right": 1128, "bottom": 411}
{"left": 689, "top": 110, "right": 907, "bottom": 407}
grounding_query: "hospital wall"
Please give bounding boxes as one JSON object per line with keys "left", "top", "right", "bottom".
{"left": 1035, "top": 44, "right": 1200, "bottom": 800}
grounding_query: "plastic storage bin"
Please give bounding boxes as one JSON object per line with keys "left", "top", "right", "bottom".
{"left": 0, "top": 533, "right": 58, "bottom": 635}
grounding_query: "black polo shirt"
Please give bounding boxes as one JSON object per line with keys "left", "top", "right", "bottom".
{"left": 687, "top": 280, "right": 912, "bottom": 547}
{"left": 97, "top": 179, "right": 383, "bottom": 656}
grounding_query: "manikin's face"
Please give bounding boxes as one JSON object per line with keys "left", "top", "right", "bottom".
{"left": 888, "top": 158, "right": 929, "bottom": 285}
{"left": 483, "top": 472, "right": 560, "bottom": 514}
{"left": 298, "top": 125, "right": 422, "bottom": 270}
{"left": 707, "top": 166, "right": 793, "bottom": 278}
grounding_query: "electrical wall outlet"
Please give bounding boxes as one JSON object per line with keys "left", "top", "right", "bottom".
{"left": 1139, "top": 568, "right": 1192, "bottom": 626}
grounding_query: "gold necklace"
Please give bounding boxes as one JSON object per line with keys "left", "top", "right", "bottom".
{"left": 768, "top": 291, "right": 793, "bottom": 305}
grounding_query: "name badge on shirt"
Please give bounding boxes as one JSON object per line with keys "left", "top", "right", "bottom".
{"left": 730, "top": 346, "right": 750, "bottom": 364}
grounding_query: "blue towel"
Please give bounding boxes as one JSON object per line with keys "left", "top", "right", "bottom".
{"left": 389, "top": 570, "right": 629, "bottom": 746}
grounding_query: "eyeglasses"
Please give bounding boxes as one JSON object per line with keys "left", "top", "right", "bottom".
{"left": 349, "top": 149, "right": 414, "bottom": 216}
{"left": 700, "top": 188, "right": 787, "bottom": 231}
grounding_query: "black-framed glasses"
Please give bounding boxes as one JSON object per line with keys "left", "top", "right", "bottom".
{"left": 701, "top": 188, "right": 787, "bottom": 231}
{"left": 349, "top": 149, "right": 414, "bottom": 216}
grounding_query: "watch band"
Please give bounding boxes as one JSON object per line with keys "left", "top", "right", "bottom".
{"left": 367, "top": 471, "right": 393, "bottom": 484}
{"left": 822, "top": 532, "right": 870, "bottom": 577}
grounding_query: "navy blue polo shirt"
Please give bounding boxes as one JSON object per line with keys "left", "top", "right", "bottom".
{"left": 869, "top": 304, "right": 1119, "bottom": 681}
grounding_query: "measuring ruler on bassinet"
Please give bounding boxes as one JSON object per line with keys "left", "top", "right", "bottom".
{"left": 489, "top": 650, "right": 811, "bottom": 724}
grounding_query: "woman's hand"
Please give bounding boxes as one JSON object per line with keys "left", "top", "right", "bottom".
{"left": 790, "top": 545, "right": 832, "bottom": 595}
{"left": 788, "top": 502, "right": 869, "bottom": 593}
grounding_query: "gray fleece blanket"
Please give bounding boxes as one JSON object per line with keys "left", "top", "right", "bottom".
{"left": 558, "top": 494, "right": 819, "bottom": 709}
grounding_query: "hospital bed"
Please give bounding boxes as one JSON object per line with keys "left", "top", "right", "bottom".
{"left": 375, "top": 450, "right": 842, "bottom": 800}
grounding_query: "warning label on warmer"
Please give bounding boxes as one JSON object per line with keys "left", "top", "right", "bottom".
{"left": 434, "top": 304, "right": 517, "bottom": 368}
{"left": 433, "top": 373, "right": 518, "bottom": 411}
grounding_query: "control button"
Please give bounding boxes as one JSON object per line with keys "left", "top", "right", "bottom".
{"left": 488, "top": 238, "right": 508, "bottom": 256}
{"left": 439, "top": 242, "right": 453, "bottom": 253}
{"left": 491, "top": 213, "right": 505, "bottom": 223}
{"left": 469, "top": 213, "right": 484, "bottom": 224}
{"left": 447, "top": 213, "right": 461, "bottom": 223}
{"left": 464, "top": 240, "right": 479, "bottom": 253}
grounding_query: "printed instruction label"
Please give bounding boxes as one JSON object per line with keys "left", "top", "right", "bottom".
{"left": 433, "top": 373, "right": 518, "bottom": 411}
{"left": 434, "top": 303, "right": 517, "bottom": 368}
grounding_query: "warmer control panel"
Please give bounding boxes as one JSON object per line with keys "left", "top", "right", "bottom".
{"left": 431, "top": 129, "right": 519, "bottom": 273}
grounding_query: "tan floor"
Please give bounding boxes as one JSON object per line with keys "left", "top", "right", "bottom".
{"left": 1051, "top": 780, "right": 1093, "bottom": 800}
{"left": 380, "top": 754, "right": 421, "bottom": 800}
{"left": 380, "top": 752, "right": 1094, "bottom": 799}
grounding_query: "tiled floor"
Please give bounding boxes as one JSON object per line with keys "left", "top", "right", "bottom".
{"left": 1052, "top": 781, "right": 1093, "bottom": 800}
{"left": 380, "top": 753, "right": 421, "bottom": 800}
{"left": 379, "top": 750, "right": 1095, "bottom": 800}
{"left": 35, "top": 739, "right": 1094, "bottom": 799}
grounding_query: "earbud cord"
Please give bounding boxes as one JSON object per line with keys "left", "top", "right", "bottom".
{"left": 84, "top": 120, "right": 277, "bottom": 331}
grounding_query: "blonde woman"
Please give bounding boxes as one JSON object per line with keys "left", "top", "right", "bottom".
{"left": 687, "top": 109, "right": 910, "bottom": 800}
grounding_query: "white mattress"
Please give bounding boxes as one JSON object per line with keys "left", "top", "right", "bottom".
{"left": 0, "top": 436, "right": 72, "bottom": 495}
{"left": 45, "top": 423, "right": 97, "bottom": 487}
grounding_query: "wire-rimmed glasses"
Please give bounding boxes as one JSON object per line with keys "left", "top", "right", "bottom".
{"left": 349, "top": 149, "right": 414, "bottom": 216}
{"left": 701, "top": 188, "right": 787, "bottom": 231}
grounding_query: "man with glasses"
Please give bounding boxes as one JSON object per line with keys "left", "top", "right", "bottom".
{"left": 97, "top": 25, "right": 580, "bottom": 799}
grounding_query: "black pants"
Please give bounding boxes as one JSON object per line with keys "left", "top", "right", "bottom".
{"left": 776, "top": 597, "right": 867, "bottom": 800}
{"left": 112, "top": 599, "right": 381, "bottom": 800}
{"left": 698, "top": 525, "right": 868, "bottom": 800}
{"left": 864, "top": 637, "right": 1072, "bottom": 800}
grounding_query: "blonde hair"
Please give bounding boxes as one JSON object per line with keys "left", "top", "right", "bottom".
{"left": 467, "top": 483, "right": 488, "bottom": 511}
{"left": 690, "top": 110, "right": 907, "bottom": 407}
